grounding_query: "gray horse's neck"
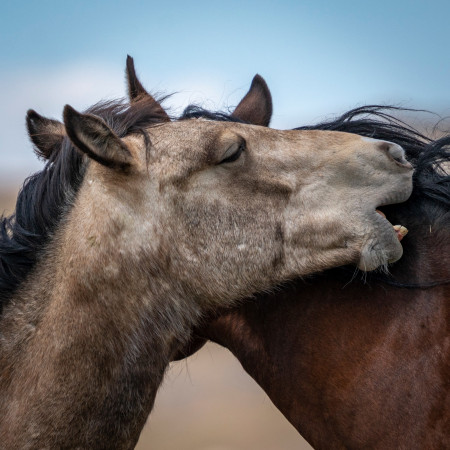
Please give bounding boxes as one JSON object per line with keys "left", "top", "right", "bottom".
{"left": 0, "top": 232, "right": 200, "bottom": 449}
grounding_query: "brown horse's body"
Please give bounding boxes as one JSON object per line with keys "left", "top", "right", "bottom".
{"left": 194, "top": 107, "right": 450, "bottom": 449}
{"left": 0, "top": 60, "right": 413, "bottom": 448}
{"left": 203, "top": 258, "right": 449, "bottom": 448}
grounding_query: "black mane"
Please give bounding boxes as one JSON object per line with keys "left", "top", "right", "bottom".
{"left": 0, "top": 98, "right": 169, "bottom": 311}
{"left": 181, "top": 105, "right": 246, "bottom": 123}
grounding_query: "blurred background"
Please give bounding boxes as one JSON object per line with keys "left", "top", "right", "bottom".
{"left": 1, "top": 1, "right": 449, "bottom": 448}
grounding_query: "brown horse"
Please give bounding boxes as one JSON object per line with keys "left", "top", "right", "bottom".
{"left": 0, "top": 59, "right": 413, "bottom": 448}
{"left": 190, "top": 95, "right": 450, "bottom": 449}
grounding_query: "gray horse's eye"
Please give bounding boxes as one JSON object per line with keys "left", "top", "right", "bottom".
{"left": 219, "top": 141, "right": 246, "bottom": 164}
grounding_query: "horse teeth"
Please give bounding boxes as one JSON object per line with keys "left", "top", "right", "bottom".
{"left": 393, "top": 225, "right": 408, "bottom": 241}
{"left": 376, "top": 211, "right": 408, "bottom": 241}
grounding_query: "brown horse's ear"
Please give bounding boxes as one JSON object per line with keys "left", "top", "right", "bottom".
{"left": 63, "top": 105, "right": 133, "bottom": 172}
{"left": 126, "top": 55, "right": 170, "bottom": 121}
{"left": 26, "top": 109, "right": 65, "bottom": 160}
{"left": 231, "top": 74, "right": 273, "bottom": 126}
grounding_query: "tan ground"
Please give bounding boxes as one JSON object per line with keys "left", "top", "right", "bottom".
{"left": 1, "top": 188, "right": 311, "bottom": 449}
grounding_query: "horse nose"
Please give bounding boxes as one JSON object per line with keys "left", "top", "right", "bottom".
{"left": 379, "top": 141, "right": 413, "bottom": 169}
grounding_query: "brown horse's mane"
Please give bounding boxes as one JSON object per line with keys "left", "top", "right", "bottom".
{"left": 0, "top": 97, "right": 170, "bottom": 311}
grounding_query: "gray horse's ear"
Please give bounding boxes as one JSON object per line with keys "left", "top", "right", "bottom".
{"left": 126, "top": 55, "right": 170, "bottom": 121}
{"left": 26, "top": 109, "right": 65, "bottom": 160}
{"left": 63, "top": 105, "right": 133, "bottom": 172}
{"left": 126, "top": 55, "right": 148, "bottom": 101}
{"left": 231, "top": 74, "right": 273, "bottom": 126}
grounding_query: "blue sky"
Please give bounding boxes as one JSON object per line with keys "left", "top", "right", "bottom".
{"left": 1, "top": 0, "right": 449, "bottom": 187}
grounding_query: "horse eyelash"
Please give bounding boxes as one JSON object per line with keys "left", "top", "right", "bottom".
{"left": 219, "top": 142, "right": 246, "bottom": 164}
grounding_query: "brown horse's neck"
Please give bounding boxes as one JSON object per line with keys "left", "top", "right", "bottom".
{"left": 201, "top": 227, "right": 450, "bottom": 449}
{"left": 0, "top": 215, "right": 199, "bottom": 449}
{"left": 383, "top": 218, "right": 449, "bottom": 286}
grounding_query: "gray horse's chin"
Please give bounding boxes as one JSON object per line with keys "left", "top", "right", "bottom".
{"left": 357, "top": 211, "right": 404, "bottom": 271}
{"left": 357, "top": 239, "right": 403, "bottom": 271}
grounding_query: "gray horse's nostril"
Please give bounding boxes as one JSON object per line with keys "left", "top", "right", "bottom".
{"left": 387, "top": 143, "right": 404, "bottom": 161}
{"left": 380, "top": 142, "right": 412, "bottom": 168}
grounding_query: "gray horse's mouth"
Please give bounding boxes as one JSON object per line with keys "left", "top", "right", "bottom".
{"left": 358, "top": 209, "right": 407, "bottom": 271}
{"left": 375, "top": 209, "right": 408, "bottom": 241}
